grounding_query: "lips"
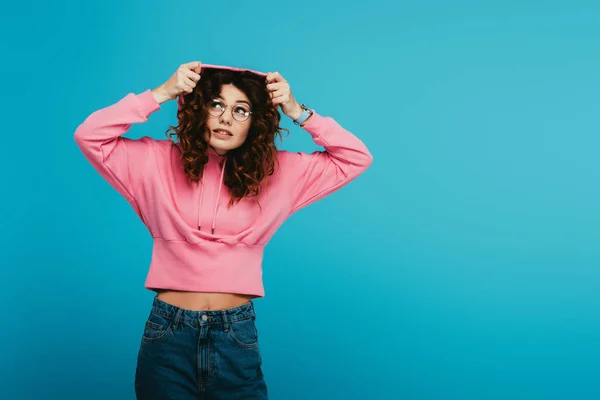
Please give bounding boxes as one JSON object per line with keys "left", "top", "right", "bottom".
{"left": 213, "top": 129, "right": 233, "bottom": 136}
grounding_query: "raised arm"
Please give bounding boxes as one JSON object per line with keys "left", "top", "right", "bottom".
{"left": 73, "top": 61, "right": 202, "bottom": 204}
{"left": 265, "top": 71, "right": 373, "bottom": 213}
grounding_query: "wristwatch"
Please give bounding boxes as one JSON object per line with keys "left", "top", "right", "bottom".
{"left": 293, "top": 104, "right": 314, "bottom": 126}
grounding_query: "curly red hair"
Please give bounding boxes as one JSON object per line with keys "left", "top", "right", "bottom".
{"left": 165, "top": 69, "right": 289, "bottom": 208}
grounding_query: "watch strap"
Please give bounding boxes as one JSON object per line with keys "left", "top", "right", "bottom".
{"left": 293, "top": 104, "right": 313, "bottom": 126}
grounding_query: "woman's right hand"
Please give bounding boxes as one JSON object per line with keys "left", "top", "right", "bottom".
{"left": 152, "top": 61, "right": 202, "bottom": 104}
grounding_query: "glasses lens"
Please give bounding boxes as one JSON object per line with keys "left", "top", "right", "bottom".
{"left": 207, "top": 100, "right": 225, "bottom": 117}
{"left": 232, "top": 105, "right": 251, "bottom": 122}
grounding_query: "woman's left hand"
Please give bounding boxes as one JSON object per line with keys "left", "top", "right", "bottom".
{"left": 266, "top": 72, "right": 304, "bottom": 121}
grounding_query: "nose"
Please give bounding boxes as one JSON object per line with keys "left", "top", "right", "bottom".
{"left": 219, "top": 108, "right": 233, "bottom": 125}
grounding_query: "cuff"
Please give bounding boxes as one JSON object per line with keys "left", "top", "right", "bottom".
{"left": 137, "top": 89, "right": 161, "bottom": 115}
{"left": 299, "top": 110, "right": 327, "bottom": 135}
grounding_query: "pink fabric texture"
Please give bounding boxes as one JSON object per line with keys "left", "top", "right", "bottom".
{"left": 74, "top": 64, "right": 373, "bottom": 297}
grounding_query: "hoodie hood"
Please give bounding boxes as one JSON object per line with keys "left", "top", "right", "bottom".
{"left": 177, "top": 63, "right": 268, "bottom": 110}
{"left": 176, "top": 64, "right": 270, "bottom": 235}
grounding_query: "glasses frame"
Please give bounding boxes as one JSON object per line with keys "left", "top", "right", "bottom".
{"left": 206, "top": 99, "right": 253, "bottom": 123}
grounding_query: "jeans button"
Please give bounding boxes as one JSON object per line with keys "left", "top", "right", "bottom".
{"left": 201, "top": 314, "right": 208, "bottom": 321}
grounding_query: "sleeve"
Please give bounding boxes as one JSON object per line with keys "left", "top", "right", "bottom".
{"left": 73, "top": 89, "right": 161, "bottom": 205}
{"left": 283, "top": 110, "right": 373, "bottom": 213}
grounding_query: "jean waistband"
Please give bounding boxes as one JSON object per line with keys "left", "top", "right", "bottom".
{"left": 149, "top": 295, "right": 256, "bottom": 328}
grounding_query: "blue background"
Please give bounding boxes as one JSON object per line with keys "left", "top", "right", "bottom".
{"left": 2, "top": 0, "right": 600, "bottom": 399}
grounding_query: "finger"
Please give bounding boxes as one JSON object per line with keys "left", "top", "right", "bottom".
{"left": 266, "top": 73, "right": 279, "bottom": 84}
{"left": 182, "top": 79, "right": 195, "bottom": 93}
{"left": 183, "top": 69, "right": 201, "bottom": 82}
{"left": 184, "top": 76, "right": 197, "bottom": 88}
{"left": 271, "top": 89, "right": 287, "bottom": 98}
{"left": 271, "top": 92, "right": 288, "bottom": 103}
{"left": 268, "top": 84, "right": 288, "bottom": 95}
{"left": 266, "top": 71, "right": 285, "bottom": 84}
{"left": 184, "top": 61, "right": 202, "bottom": 73}
{"left": 266, "top": 82, "right": 286, "bottom": 92}
{"left": 269, "top": 89, "right": 281, "bottom": 99}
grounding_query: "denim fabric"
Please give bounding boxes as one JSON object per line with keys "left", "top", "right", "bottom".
{"left": 135, "top": 296, "right": 267, "bottom": 399}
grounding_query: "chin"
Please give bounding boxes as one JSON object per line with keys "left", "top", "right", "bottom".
{"left": 209, "top": 139, "right": 243, "bottom": 153}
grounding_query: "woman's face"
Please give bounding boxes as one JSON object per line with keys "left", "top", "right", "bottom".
{"left": 204, "top": 84, "right": 252, "bottom": 155}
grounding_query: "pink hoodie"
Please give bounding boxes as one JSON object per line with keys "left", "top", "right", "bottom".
{"left": 74, "top": 64, "right": 373, "bottom": 297}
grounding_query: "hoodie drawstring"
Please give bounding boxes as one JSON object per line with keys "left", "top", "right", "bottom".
{"left": 197, "top": 180, "right": 205, "bottom": 231}
{"left": 197, "top": 157, "right": 227, "bottom": 235}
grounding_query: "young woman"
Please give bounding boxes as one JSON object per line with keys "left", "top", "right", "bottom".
{"left": 74, "top": 61, "right": 373, "bottom": 399}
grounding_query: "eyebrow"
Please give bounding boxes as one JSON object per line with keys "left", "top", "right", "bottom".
{"left": 216, "top": 97, "right": 251, "bottom": 106}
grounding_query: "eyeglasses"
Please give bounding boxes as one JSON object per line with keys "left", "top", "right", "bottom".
{"left": 206, "top": 99, "right": 253, "bottom": 122}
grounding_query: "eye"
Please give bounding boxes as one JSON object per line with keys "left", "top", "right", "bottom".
{"left": 209, "top": 100, "right": 225, "bottom": 110}
{"left": 234, "top": 105, "right": 250, "bottom": 115}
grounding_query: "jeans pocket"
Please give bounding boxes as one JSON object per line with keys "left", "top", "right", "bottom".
{"left": 228, "top": 316, "right": 259, "bottom": 349}
{"left": 141, "top": 311, "right": 172, "bottom": 343}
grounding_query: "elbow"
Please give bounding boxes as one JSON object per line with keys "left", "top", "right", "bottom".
{"left": 73, "top": 123, "right": 98, "bottom": 155}
{"left": 73, "top": 121, "right": 99, "bottom": 148}
{"left": 360, "top": 148, "right": 374, "bottom": 170}
{"left": 365, "top": 150, "right": 374, "bottom": 168}
{"left": 344, "top": 150, "right": 373, "bottom": 180}
{"left": 73, "top": 128, "right": 84, "bottom": 149}
{"left": 73, "top": 123, "right": 87, "bottom": 145}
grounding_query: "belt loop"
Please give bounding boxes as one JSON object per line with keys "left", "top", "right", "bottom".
{"left": 172, "top": 308, "right": 183, "bottom": 331}
{"left": 222, "top": 310, "right": 230, "bottom": 332}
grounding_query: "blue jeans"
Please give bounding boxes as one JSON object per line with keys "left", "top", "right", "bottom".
{"left": 135, "top": 296, "right": 268, "bottom": 399}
